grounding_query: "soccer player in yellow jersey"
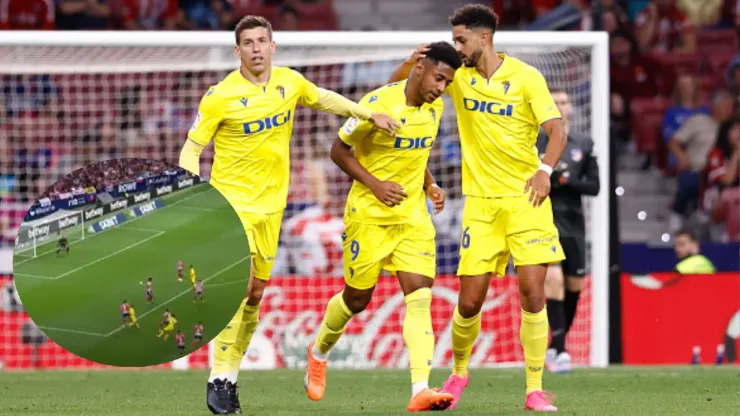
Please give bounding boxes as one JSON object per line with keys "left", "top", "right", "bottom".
{"left": 189, "top": 265, "right": 196, "bottom": 287}
{"left": 388, "top": 5, "right": 568, "bottom": 412}
{"left": 178, "top": 15, "right": 398, "bottom": 415}
{"left": 157, "top": 314, "right": 178, "bottom": 340}
{"left": 127, "top": 305, "right": 139, "bottom": 328}
{"left": 304, "top": 42, "right": 461, "bottom": 412}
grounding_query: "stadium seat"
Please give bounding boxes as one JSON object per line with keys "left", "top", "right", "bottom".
{"left": 650, "top": 52, "right": 701, "bottom": 76}
{"left": 629, "top": 97, "right": 671, "bottom": 155}
{"left": 696, "top": 29, "right": 739, "bottom": 57}
{"left": 704, "top": 53, "right": 735, "bottom": 79}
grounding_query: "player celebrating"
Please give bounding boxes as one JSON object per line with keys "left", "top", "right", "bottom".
{"left": 177, "top": 259, "right": 184, "bottom": 282}
{"left": 388, "top": 5, "right": 567, "bottom": 411}
{"left": 146, "top": 277, "right": 154, "bottom": 304}
{"left": 536, "top": 88, "right": 599, "bottom": 373}
{"left": 194, "top": 279, "right": 205, "bottom": 304}
{"left": 128, "top": 304, "right": 139, "bottom": 328}
{"left": 56, "top": 236, "right": 69, "bottom": 257}
{"left": 120, "top": 301, "right": 130, "bottom": 327}
{"left": 179, "top": 15, "right": 398, "bottom": 415}
{"left": 176, "top": 330, "right": 186, "bottom": 355}
{"left": 304, "top": 42, "right": 460, "bottom": 412}
{"left": 189, "top": 265, "right": 197, "bottom": 287}
{"left": 157, "top": 313, "right": 178, "bottom": 340}
{"left": 193, "top": 321, "right": 204, "bottom": 350}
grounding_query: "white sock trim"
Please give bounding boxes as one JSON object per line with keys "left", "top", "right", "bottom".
{"left": 412, "top": 381, "right": 429, "bottom": 397}
{"left": 209, "top": 371, "right": 239, "bottom": 384}
{"left": 312, "top": 344, "right": 329, "bottom": 361}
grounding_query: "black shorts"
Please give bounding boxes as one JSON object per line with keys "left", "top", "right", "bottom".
{"left": 559, "top": 236, "right": 586, "bottom": 278}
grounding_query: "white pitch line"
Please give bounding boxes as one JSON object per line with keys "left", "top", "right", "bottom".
{"left": 13, "top": 272, "right": 56, "bottom": 280}
{"left": 37, "top": 326, "right": 107, "bottom": 337}
{"left": 52, "top": 231, "right": 165, "bottom": 280}
{"left": 205, "top": 278, "right": 250, "bottom": 289}
{"left": 104, "top": 255, "right": 250, "bottom": 337}
{"left": 13, "top": 186, "right": 216, "bottom": 267}
{"left": 123, "top": 226, "right": 167, "bottom": 233}
{"left": 170, "top": 206, "right": 223, "bottom": 213}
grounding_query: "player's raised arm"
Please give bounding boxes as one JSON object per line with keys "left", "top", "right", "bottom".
{"left": 295, "top": 73, "right": 399, "bottom": 135}
{"left": 388, "top": 43, "right": 431, "bottom": 83}
{"left": 178, "top": 86, "right": 223, "bottom": 176}
{"left": 330, "top": 117, "right": 408, "bottom": 207}
{"left": 524, "top": 71, "right": 568, "bottom": 208}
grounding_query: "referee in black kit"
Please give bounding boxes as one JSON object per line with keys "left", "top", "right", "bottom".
{"left": 536, "top": 88, "right": 600, "bottom": 373}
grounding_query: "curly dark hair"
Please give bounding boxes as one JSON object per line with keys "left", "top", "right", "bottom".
{"left": 424, "top": 41, "right": 463, "bottom": 70}
{"left": 449, "top": 4, "right": 499, "bottom": 33}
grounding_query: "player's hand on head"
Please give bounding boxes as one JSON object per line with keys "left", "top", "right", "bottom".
{"left": 406, "top": 43, "right": 431, "bottom": 65}
{"left": 426, "top": 184, "right": 446, "bottom": 214}
{"left": 369, "top": 113, "right": 401, "bottom": 136}
{"left": 524, "top": 170, "right": 551, "bottom": 208}
{"left": 371, "top": 180, "right": 408, "bottom": 207}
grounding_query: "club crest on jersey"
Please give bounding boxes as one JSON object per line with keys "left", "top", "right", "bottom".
{"left": 471, "top": 77, "right": 477, "bottom": 85}
{"left": 502, "top": 81, "right": 511, "bottom": 95}
{"left": 368, "top": 95, "right": 378, "bottom": 103}
{"left": 206, "top": 88, "right": 215, "bottom": 97}
{"left": 430, "top": 109, "right": 436, "bottom": 122}
{"left": 343, "top": 117, "right": 360, "bottom": 135}
{"left": 400, "top": 117, "right": 406, "bottom": 125}
{"left": 277, "top": 86, "right": 285, "bottom": 99}
{"left": 240, "top": 97, "right": 248, "bottom": 107}
{"left": 571, "top": 148, "right": 583, "bottom": 162}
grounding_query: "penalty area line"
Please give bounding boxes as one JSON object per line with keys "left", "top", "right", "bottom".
{"left": 13, "top": 273, "right": 56, "bottom": 280}
{"left": 37, "top": 326, "right": 108, "bottom": 337}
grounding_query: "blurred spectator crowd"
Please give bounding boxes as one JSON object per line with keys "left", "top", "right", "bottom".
{"left": 1, "top": 0, "right": 740, "bottom": 254}
{"left": 44, "top": 158, "right": 171, "bottom": 199}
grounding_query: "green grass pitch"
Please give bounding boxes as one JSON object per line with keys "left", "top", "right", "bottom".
{"left": 0, "top": 367, "right": 736, "bottom": 415}
{"left": 12, "top": 184, "right": 251, "bottom": 367}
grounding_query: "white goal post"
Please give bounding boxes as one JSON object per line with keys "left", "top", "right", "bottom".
{"left": 1, "top": 30, "right": 609, "bottom": 368}
{"left": 14, "top": 210, "right": 86, "bottom": 260}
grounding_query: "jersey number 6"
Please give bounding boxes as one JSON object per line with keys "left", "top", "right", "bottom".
{"left": 461, "top": 227, "right": 471, "bottom": 249}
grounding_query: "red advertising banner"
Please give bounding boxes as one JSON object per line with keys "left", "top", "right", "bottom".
{"left": 622, "top": 272, "right": 740, "bottom": 365}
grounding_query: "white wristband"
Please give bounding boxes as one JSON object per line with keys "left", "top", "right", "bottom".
{"left": 538, "top": 164, "right": 553, "bottom": 176}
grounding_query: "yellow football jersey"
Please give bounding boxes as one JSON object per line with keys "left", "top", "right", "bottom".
{"left": 129, "top": 307, "right": 136, "bottom": 317}
{"left": 188, "top": 67, "right": 321, "bottom": 213}
{"left": 448, "top": 53, "right": 562, "bottom": 197}
{"left": 167, "top": 317, "right": 178, "bottom": 328}
{"left": 338, "top": 80, "right": 444, "bottom": 225}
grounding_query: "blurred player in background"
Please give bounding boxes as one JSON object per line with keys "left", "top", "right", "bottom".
{"left": 389, "top": 4, "right": 567, "bottom": 411}
{"left": 194, "top": 280, "right": 205, "bottom": 303}
{"left": 305, "top": 42, "right": 461, "bottom": 412}
{"left": 56, "top": 236, "right": 69, "bottom": 257}
{"left": 178, "top": 259, "right": 184, "bottom": 281}
{"left": 157, "top": 313, "right": 177, "bottom": 340}
{"left": 176, "top": 330, "right": 186, "bottom": 355}
{"left": 189, "top": 265, "right": 197, "bottom": 287}
{"left": 128, "top": 304, "right": 139, "bottom": 328}
{"left": 160, "top": 308, "right": 171, "bottom": 330}
{"left": 179, "top": 14, "right": 399, "bottom": 415}
{"left": 146, "top": 277, "right": 154, "bottom": 304}
{"left": 193, "top": 321, "right": 204, "bottom": 349}
{"left": 536, "top": 88, "right": 600, "bottom": 374}
{"left": 120, "top": 301, "right": 130, "bottom": 327}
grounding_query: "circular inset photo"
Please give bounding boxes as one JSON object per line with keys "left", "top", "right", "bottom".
{"left": 12, "top": 158, "right": 250, "bottom": 367}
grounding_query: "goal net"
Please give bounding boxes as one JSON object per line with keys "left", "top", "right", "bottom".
{"left": 0, "top": 31, "right": 609, "bottom": 370}
{"left": 14, "top": 210, "right": 85, "bottom": 260}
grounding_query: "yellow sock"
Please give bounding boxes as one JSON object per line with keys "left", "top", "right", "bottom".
{"left": 315, "top": 292, "right": 354, "bottom": 354}
{"left": 156, "top": 330, "right": 163, "bottom": 337}
{"left": 212, "top": 298, "right": 259, "bottom": 377}
{"left": 403, "top": 288, "right": 434, "bottom": 385}
{"left": 520, "top": 307, "right": 548, "bottom": 395}
{"left": 451, "top": 307, "right": 481, "bottom": 378}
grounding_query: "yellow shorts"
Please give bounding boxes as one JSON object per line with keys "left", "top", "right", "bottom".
{"left": 163, "top": 325, "right": 175, "bottom": 332}
{"left": 342, "top": 217, "right": 436, "bottom": 290}
{"left": 457, "top": 195, "right": 564, "bottom": 277}
{"left": 236, "top": 210, "right": 283, "bottom": 281}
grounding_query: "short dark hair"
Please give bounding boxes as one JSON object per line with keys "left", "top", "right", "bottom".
{"left": 235, "top": 15, "right": 272, "bottom": 44}
{"left": 676, "top": 228, "right": 698, "bottom": 241}
{"left": 449, "top": 4, "right": 499, "bottom": 33}
{"left": 424, "top": 41, "right": 463, "bottom": 70}
{"left": 549, "top": 87, "right": 568, "bottom": 95}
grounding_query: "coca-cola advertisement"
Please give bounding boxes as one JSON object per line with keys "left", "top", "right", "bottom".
{"left": 204, "top": 275, "right": 593, "bottom": 370}
{"left": 622, "top": 272, "right": 740, "bottom": 365}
